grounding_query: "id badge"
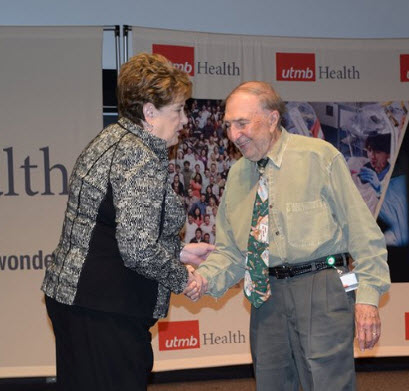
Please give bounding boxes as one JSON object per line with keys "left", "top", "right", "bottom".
{"left": 339, "top": 272, "right": 358, "bottom": 292}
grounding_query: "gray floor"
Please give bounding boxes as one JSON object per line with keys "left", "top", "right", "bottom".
{"left": 0, "top": 371, "right": 407, "bottom": 390}
{"left": 148, "top": 371, "right": 409, "bottom": 390}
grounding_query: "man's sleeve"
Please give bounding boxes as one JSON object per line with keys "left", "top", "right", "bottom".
{"left": 197, "top": 191, "right": 246, "bottom": 297}
{"left": 112, "top": 153, "right": 188, "bottom": 294}
{"left": 329, "top": 153, "right": 391, "bottom": 307}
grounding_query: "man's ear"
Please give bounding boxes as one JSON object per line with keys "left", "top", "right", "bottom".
{"left": 269, "top": 110, "right": 279, "bottom": 127}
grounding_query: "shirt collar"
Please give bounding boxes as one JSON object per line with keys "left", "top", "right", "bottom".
{"left": 265, "top": 127, "right": 290, "bottom": 168}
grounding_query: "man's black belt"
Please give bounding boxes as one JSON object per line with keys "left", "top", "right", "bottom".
{"left": 269, "top": 253, "right": 348, "bottom": 279}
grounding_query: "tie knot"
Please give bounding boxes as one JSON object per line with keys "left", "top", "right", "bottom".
{"left": 257, "top": 158, "right": 269, "bottom": 170}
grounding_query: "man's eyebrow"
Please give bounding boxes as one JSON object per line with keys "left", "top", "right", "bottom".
{"left": 224, "top": 118, "right": 249, "bottom": 123}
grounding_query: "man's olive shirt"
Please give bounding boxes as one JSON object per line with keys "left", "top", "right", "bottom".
{"left": 198, "top": 128, "right": 390, "bottom": 307}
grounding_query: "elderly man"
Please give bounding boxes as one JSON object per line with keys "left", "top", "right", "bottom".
{"left": 187, "top": 81, "right": 390, "bottom": 391}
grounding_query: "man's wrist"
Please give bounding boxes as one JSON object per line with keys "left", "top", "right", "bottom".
{"left": 356, "top": 285, "right": 380, "bottom": 307}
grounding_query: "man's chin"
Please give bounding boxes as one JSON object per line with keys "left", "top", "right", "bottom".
{"left": 238, "top": 145, "right": 255, "bottom": 161}
{"left": 241, "top": 150, "right": 260, "bottom": 162}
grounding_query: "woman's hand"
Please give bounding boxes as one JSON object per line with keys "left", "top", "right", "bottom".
{"left": 180, "top": 243, "right": 215, "bottom": 266}
{"left": 183, "top": 265, "right": 208, "bottom": 301}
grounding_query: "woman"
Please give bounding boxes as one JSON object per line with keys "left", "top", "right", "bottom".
{"left": 190, "top": 172, "right": 202, "bottom": 198}
{"left": 212, "top": 145, "right": 220, "bottom": 162}
{"left": 205, "top": 184, "right": 215, "bottom": 203}
{"left": 206, "top": 195, "right": 218, "bottom": 216}
{"left": 171, "top": 178, "right": 185, "bottom": 204}
{"left": 176, "top": 149, "right": 185, "bottom": 162}
{"left": 41, "top": 53, "right": 213, "bottom": 391}
{"left": 196, "top": 133, "right": 206, "bottom": 149}
{"left": 192, "top": 206, "right": 204, "bottom": 227}
{"left": 172, "top": 173, "right": 185, "bottom": 195}
{"left": 198, "top": 147, "right": 208, "bottom": 169}
{"left": 218, "top": 185, "right": 225, "bottom": 201}
{"left": 217, "top": 138, "right": 225, "bottom": 155}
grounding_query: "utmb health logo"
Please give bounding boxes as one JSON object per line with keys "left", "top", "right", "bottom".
{"left": 158, "top": 320, "right": 246, "bottom": 351}
{"left": 276, "top": 52, "right": 316, "bottom": 81}
{"left": 158, "top": 320, "right": 200, "bottom": 351}
{"left": 276, "top": 52, "right": 360, "bottom": 81}
{"left": 153, "top": 44, "right": 195, "bottom": 76}
{"left": 152, "top": 44, "right": 240, "bottom": 77}
{"left": 400, "top": 54, "right": 409, "bottom": 82}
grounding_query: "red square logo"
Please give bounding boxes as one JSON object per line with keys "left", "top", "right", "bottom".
{"left": 158, "top": 320, "right": 200, "bottom": 351}
{"left": 152, "top": 44, "right": 194, "bottom": 76}
{"left": 276, "top": 52, "right": 316, "bottom": 82}
{"left": 405, "top": 313, "right": 409, "bottom": 340}
{"left": 400, "top": 55, "right": 409, "bottom": 82}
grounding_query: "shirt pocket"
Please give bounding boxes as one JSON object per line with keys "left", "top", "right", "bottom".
{"left": 286, "top": 199, "right": 335, "bottom": 249}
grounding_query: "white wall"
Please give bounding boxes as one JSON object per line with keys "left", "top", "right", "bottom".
{"left": 2, "top": 0, "right": 409, "bottom": 67}
{"left": 1, "top": 0, "right": 409, "bottom": 38}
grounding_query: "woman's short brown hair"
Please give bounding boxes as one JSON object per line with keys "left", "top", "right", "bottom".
{"left": 117, "top": 53, "right": 192, "bottom": 126}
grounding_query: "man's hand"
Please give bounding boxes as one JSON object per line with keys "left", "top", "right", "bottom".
{"left": 183, "top": 266, "right": 208, "bottom": 301}
{"left": 355, "top": 303, "right": 381, "bottom": 351}
{"left": 180, "top": 243, "right": 215, "bottom": 266}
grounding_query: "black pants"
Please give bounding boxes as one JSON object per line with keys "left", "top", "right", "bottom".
{"left": 46, "top": 296, "right": 156, "bottom": 391}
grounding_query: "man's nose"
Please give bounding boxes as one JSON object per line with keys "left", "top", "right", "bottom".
{"left": 228, "top": 126, "right": 240, "bottom": 142}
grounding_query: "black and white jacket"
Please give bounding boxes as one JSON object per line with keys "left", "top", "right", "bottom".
{"left": 42, "top": 117, "right": 188, "bottom": 319}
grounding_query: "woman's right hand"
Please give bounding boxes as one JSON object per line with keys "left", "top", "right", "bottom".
{"left": 183, "top": 265, "right": 208, "bottom": 301}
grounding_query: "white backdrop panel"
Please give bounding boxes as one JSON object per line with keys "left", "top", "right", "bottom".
{"left": 132, "top": 27, "right": 409, "bottom": 101}
{"left": 0, "top": 26, "right": 103, "bottom": 378}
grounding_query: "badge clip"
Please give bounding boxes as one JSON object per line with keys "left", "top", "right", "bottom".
{"left": 326, "top": 255, "right": 358, "bottom": 291}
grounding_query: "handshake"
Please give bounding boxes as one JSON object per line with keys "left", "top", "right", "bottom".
{"left": 180, "top": 242, "right": 213, "bottom": 301}
{"left": 184, "top": 265, "right": 208, "bottom": 301}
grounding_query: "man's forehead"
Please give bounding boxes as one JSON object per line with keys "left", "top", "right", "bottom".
{"left": 225, "top": 92, "right": 262, "bottom": 119}
{"left": 224, "top": 110, "right": 259, "bottom": 122}
{"left": 227, "top": 90, "right": 259, "bottom": 105}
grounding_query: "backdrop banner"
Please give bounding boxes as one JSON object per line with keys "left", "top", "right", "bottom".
{"left": 132, "top": 26, "right": 409, "bottom": 371}
{"left": 1, "top": 25, "right": 407, "bottom": 379}
{"left": 0, "top": 26, "right": 103, "bottom": 378}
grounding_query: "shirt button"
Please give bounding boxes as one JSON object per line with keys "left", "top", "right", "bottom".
{"left": 275, "top": 231, "right": 280, "bottom": 235}
{"left": 269, "top": 204, "right": 273, "bottom": 209}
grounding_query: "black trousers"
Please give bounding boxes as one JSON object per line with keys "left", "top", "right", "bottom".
{"left": 46, "top": 296, "right": 156, "bottom": 391}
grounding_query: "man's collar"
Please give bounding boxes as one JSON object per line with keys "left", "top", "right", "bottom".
{"left": 265, "top": 127, "right": 290, "bottom": 168}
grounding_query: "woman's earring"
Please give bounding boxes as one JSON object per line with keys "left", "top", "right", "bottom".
{"left": 146, "top": 122, "right": 154, "bottom": 133}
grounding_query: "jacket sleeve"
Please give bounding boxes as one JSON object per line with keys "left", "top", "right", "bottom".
{"left": 111, "top": 147, "right": 188, "bottom": 294}
{"left": 328, "top": 153, "right": 390, "bottom": 307}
